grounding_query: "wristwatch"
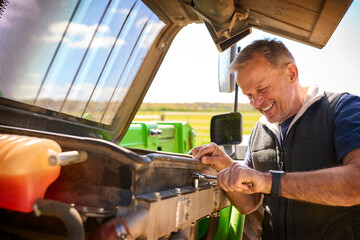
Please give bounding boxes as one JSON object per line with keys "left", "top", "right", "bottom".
{"left": 269, "top": 170, "right": 285, "bottom": 197}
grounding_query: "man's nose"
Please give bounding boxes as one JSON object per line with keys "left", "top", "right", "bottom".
{"left": 250, "top": 95, "right": 264, "bottom": 108}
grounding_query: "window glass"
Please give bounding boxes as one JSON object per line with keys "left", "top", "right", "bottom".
{"left": 0, "top": 0, "right": 165, "bottom": 125}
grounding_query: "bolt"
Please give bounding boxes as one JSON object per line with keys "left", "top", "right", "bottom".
{"left": 98, "top": 208, "right": 105, "bottom": 213}
{"left": 33, "top": 204, "right": 41, "bottom": 217}
{"left": 159, "top": 42, "right": 166, "bottom": 49}
{"left": 120, "top": 234, "right": 127, "bottom": 239}
{"left": 153, "top": 192, "right": 161, "bottom": 198}
{"left": 174, "top": 188, "right": 181, "bottom": 193}
{"left": 193, "top": 179, "right": 199, "bottom": 188}
{"left": 48, "top": 155, "right": 58, "bottom": 166}
{"left": 208, "top": 181, "right": 217, "bottom": 185}
{"left": 223, "top": 30, "right": 231, "bottom": 39}
{"left": 211, "top": 212, "right": 220, "bottom": 217}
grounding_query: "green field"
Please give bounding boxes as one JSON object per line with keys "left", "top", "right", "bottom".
{"left": 134, "top": 110, "right": 261, "bottom": 146}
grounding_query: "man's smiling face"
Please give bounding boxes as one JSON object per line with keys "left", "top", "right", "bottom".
{"left": 237, "top": 55, "right": 297, "bottom": 124}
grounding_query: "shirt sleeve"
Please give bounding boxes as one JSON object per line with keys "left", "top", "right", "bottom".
{"left": 334, "top": 94, "right": 360, "bottom": 162}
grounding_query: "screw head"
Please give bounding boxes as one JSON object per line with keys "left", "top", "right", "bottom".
{"left": 120, "top": 234, "right": 127, "bottom": 239}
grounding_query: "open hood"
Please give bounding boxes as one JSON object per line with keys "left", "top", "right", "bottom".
{"left": 145, "top": 0, "right": 353, "bottom": 51}
{"left": 0, "top": 0, "right": 352, "bottom": 143}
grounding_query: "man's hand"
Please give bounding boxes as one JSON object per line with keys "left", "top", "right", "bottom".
{"left": 190, "top": 142, "right": 233, "bottom": 172}
{"left": 191, "top": 143, "right": 265, "bottom": 214}
{"left": 217, "top": 161, "right": 271, "bottom": 194}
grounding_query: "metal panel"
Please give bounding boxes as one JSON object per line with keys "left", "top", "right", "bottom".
{"left": 310, "top": 0, "right": 352, "bottom": 45}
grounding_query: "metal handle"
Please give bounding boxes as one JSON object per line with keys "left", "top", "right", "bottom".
{"left": 149, "top": 129, "right": 162, "bottom": 137}
{"left": 48, "top": 151, "right": 88, "bottom": 166}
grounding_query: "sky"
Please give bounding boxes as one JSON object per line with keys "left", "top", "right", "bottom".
{"left": 144, "top": 0, "right": 360, "bottom": 104}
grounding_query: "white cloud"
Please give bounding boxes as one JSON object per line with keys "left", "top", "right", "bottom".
{"left": 27, "top": 72, "right": 42, "bottom": 84}
{"left": 41, "top": 21, "right": 126, "bottom": 49}
{"left": 110, "top": 8, "right": 130, "bottom": 15}
{"left": 86, "top": 36, "right": 126, "bottom": 49}
{"left": 135, "top": 17, "right": 148, "bottom": 28}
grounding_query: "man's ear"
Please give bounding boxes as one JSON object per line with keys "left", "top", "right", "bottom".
{"left": 286, "top": 63, "right": 298, "bottom": 83}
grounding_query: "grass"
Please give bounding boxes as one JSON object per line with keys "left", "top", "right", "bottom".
{"left": 134, "top": 110, "right": 262, "bottom": 146}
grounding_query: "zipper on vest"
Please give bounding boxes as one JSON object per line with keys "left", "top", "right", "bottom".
{"left": 280, "top": 148, "right": 284, "bottom": 170}
{"left": 276, "top": 141, "right": 285, "bottom": 170}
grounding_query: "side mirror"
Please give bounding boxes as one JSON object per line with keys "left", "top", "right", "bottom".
{"left": 218, "top": 45, "right": 237, "bottom": 93}
{"left": 210, "top": 112, "right": 242, "bottom": 145}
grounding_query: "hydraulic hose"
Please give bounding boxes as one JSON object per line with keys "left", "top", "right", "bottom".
{"left": 33, "top": 198, "right": 85, "bottom": 240}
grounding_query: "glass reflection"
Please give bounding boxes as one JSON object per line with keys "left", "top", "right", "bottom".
{"left": 0, "top": 0, "right": 165, "bottom": 125}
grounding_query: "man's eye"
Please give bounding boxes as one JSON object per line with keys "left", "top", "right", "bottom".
{"left": 259, "top": 87, "right": 268, "bottom": 93}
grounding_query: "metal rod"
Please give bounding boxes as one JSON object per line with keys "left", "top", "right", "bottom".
{"left": 48, "top": 150, "right": 88, "bottom": 166}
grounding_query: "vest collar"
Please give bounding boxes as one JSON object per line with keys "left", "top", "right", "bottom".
{"left": 258, "top": 85, "right": 325, "bottom": 143}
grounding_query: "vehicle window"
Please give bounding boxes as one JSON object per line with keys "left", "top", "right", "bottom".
{"left": 0, "top": 0, "right": 165, "bottom": 125}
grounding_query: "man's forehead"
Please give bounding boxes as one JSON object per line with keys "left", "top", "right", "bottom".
{"left": 247, "top": 55, "right": 272, "bottom": 67}
{"left": 237, "top": 58, "right": 280, "bottom": 92}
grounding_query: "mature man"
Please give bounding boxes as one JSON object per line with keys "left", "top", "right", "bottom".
{"left": 191, "top": 39, "right": 360, "bottom": 239}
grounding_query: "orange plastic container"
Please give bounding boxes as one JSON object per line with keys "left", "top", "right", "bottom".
{"left": 0, "top": 134, "right": 61, "bottom": 212}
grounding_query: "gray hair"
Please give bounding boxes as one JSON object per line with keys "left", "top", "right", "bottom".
{"left": 230, "top": 38, "right": 295, "bottom": 73}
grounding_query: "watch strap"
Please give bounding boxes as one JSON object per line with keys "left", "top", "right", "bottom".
{"left": 270, "top": 170, "right": 284, "bottom": 197}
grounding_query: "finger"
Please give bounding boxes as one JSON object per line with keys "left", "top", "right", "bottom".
{"left": 200, "top": 156, "right": 232, "bottom": 172}
{"left": 218, "top": 168, "right": 233, "bottom": 192}
{"left": 217, "top": 170, "right": 228, "bottom": 191}
{"left": 228, "top": 165, "right": 242, "bottom": 191}
{"left": 189, "top": 145, "right": 202, "bottom": 156}
{"left": 228, "top": 163, "right": 249, "bottom": 192}
{"left": 200, "top": 155, "right": 212, "bottom": 165}
{"left": 200, "top": 155, "right": 225, "bottom": 165}
{"left": 193, "top": 144, "right": 217, "bottom": 160}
